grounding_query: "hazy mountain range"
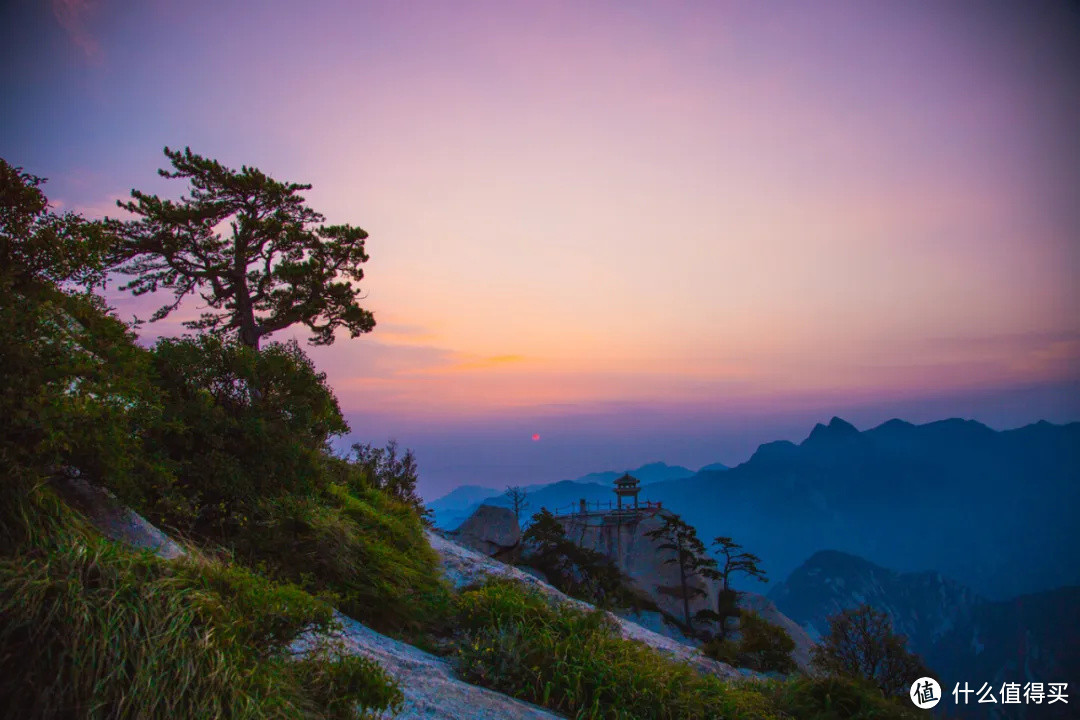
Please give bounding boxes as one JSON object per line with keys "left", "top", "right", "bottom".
{"left": 428, "top": 461, "right": 712, "bottom": 529}
{"left": 645, "top": 417, "right": 1079, "bottom": 600}
{"left": 431, "top": 416, "right": 1079, "bottom": 716}
{"left": 431, "top": 417, "right": 1080, "bottom": 601}
{"left": 772, "top": 550, "right": 1079, "bottom": 720}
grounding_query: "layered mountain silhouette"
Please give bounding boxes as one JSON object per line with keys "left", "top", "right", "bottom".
{"left": 645, "top": 417, "right": 1080, "bottom": 600}
{"left": 770, "top": 549, "right": 980, "bottom": 648}
{"left": 772, "top": 550, "right": 1079, "bottom": 720}
{"left": 433, "top": 418, "right": 1078, "bottom": 600}
{"left": 429, "top": 461, "right": 704, "bottom": 529}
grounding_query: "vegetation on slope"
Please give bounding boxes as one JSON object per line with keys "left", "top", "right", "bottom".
{"left": 0, "top": 484, "right": 403, "bottom": 719}
{"left": 520, "top": 508, "right": 655, "bottom": 613}
{"left": 453, "top": 579, "right": 925, "bottom": 720}
{"left": 454, "top": 579, "right": 779, "bottom": 720}
{"left": 702, "top": 610, "right": 798, "bottom": 674}
{"left": 111, "top": 332, "right": 450, "bottom": 636}
{"left": 0, "top": 156, "right": 428, "bottom": 717}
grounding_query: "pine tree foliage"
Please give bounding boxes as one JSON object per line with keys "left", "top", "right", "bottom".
{"left": 117, "top": 147, "right": 375, "bottom": 349}
{"left": 644, "top": 512, "right": 719, "bottom": 633}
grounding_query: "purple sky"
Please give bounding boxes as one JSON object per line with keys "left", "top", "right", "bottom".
{"left": 3, "top": 1, "right": 1078, "bottom": 498}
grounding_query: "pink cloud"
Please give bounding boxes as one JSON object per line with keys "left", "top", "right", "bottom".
{"left": 50, "top": 0, "right": 103, "bottom": 63}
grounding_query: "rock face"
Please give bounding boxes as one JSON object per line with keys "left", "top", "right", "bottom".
{"left": 558, "top": 509, "right": 710, "bottom": 621}
{"left": 49, "top": 473, "right": 186, "bottom": 560}
{"left": 293, "top": 612, "right": 561, "bottom": 720}
{"left": 554, "top": 508, "right": 817, "bottom": 673}
{"left": 450, "top": 504, "right": 521, "bottom": 558}
{"left": 770, "top": 549, "right": 981, "bottom": 648}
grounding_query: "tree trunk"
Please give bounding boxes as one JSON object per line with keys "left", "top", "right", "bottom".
{"left": 679, "top": 555, "right": 693, "bottom": 633}
{"left": 718, "top": 569, "right": 730, "bottom": 641}
{"left": 234, "top": 232, "right": 259, "bottom": 350}
{"left": 235, "top": 289, "right": 259, "bottom": 350}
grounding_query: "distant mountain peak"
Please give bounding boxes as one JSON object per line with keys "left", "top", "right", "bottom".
{"left": 742, "top": 439, "right": 799, "bottom": 467}
{"left": 874, "top": 418, "right": 914, "bottom": 432}
{"left": 803, "top": 416, "right": 860, "bottom": 445}
{"left": 828, "top": 416, "right": 858, "bottom": 432}
{"left": 924, "top": 417, "right": 993, "bottom": 433}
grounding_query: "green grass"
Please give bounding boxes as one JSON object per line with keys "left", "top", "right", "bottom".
{"left": 453, "top": 579, "right": 780, "bottom": 720}
{"left": 0, "top": 486, "right": 402, "bottom": 720}
{"left": 234, "top": 479, "right": 451, "bottom": 638}
{"left": 771, "top": 677, "right": 923, "bottom": 720}
{"left": 453, "top": 579, "right": 928, "bottom": 720}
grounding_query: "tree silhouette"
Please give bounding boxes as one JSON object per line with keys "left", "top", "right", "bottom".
{"left": 504, "top": 485, "right": 530, "bottom": 525}
{"left": 521, "top": 509, "right": 645, "bottom": 612}
{"left": 351, "top": 440, "right": 429, "bottom": 523}
{"left": 706, "top": 536, "right": 768, "bottom": 641}
{"left": 644, "top": 512, "right": 718, "bottom": 634}
{"left": 116, "top": 147, "right": 375, "bottom": 350}
{"left": 1, "top": 159, "right": 115, "bottom": 291}
{"left": 521, "top": 508, "right": 565, "bottom": 557}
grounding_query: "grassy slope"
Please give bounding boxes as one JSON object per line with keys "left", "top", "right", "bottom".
{"left": 0, "top": 485, "right": 403, "bottom": 720}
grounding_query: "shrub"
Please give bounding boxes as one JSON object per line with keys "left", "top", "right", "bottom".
{"left": 702, "top": 636, "right": 741, "bottom": 667}
{"left": 290, "top": 652, "right": 404, "bottom": 720}
{"left": 703, "top": 611, "right": 796, "bottom": 674}
{"left": 130, "top": 335, "right": 348, "bottom": 535}
{"left": 812, "top": 604, "right": 933, "bottom": 698}
{"left": 774, "top": 676, "right": 922, "bottom": 720}
{"left": 348, "top": 440, "right": 430, "bottom": 523}
{"left": 111, "top": 336, "right": 450, "bottom": 638}
{"left": 454, "top": 579, "right": 780, "bottom": 720}
{"left": 2, "top": 160, "right": 169, "bottom": 543}
{"left": 0, "top": 273, "right": 167, "bottom": 549}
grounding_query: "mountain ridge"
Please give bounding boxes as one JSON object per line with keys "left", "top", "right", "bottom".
{"left": 432, "top": 417, "right": 1079, "bottom": 599}
{"left": 771, "top": 549, "right": 1079, "bottom": 719}
{"left": 429, "top": 460, "right": 719, "bottom": 528}
{"left": 643, "top": 417, "right": 1080, "bottom": 600}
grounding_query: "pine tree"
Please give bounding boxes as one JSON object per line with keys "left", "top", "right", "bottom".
{"left": 708, "top": 536, "right": 768, "bottom": 641}
{"left": 116, "top": 147, "right": 375, "bottom": 350}
{"left": 644, "top": 513, "right": 718, "bottom": 634}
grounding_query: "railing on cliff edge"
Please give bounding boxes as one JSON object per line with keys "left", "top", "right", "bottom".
{"left": 549, "top": 499, "right": 663, "bottom": 517}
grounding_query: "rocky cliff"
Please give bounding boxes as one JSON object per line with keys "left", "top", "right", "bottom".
{"left": 643, "top": 418, "right": 1080, "bottom": 601}
{"left": 770, "top": 549, "right": 981, "bottom": 648}
{"left": 449, "top": 504, "right": 521, "bottom": 559}
{"left": 553, "top": 507, "right": 816, "bottom": 672}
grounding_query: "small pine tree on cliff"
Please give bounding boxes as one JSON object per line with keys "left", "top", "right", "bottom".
{"left": 644, "top": 512, "right": 718, "bottom": 634}
{"left": 700, "top": 536, "right": 769, "bottom": 641}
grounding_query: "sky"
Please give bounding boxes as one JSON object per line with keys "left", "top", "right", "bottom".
{"left": 2, "top": 0, "right": 1079, "bottom": 498}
